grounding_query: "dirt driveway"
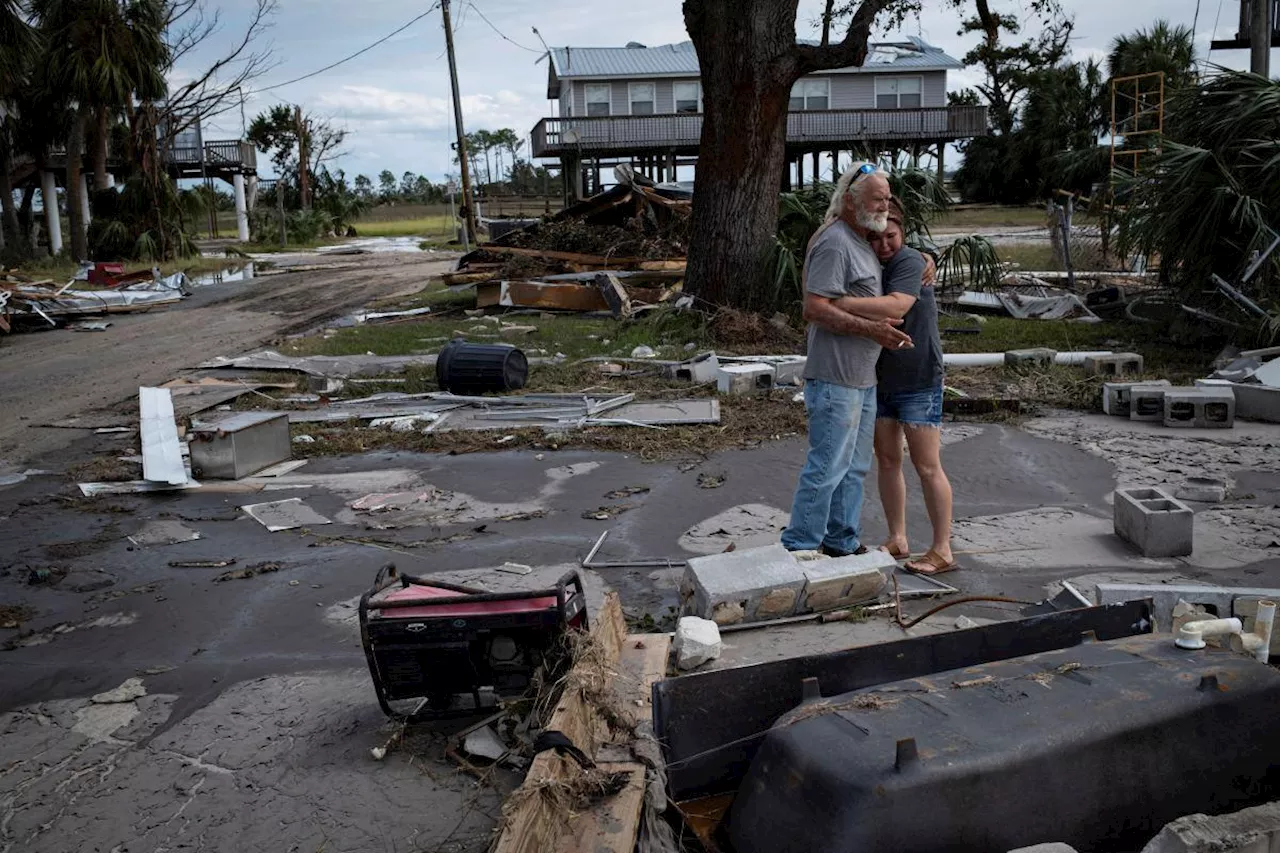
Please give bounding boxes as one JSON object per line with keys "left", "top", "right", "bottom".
{"left": 0, "top": 251, "right": 456, "bottom": 470}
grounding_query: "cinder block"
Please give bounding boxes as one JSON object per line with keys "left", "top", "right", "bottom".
{"left": 1163, "top": 386, "right": 1235, "bottom": 429}
{"left": 716, "top": 363, "right": 775, "bottom": 395}
{"left": 1005, "top": 348, "right": 1058, "bottom": 370}
{"left": 664, "top": 352, "right": 720, "bottom": 384}
{"left": 799, "top": 550, "right": 894, "bottom": 612}
{"left": 1084, "top": 353, "right": 1144, "bottom": 377}
{"left": 682, "top": 544, "right": 806, "bottom": 625}
{"left": 1194, "top": 378, "right": 1234, "bottom": 389}
{"left": 1231, "top": 383, "right": 1280, "bottom": 424}
{"left": 1175, "top": 476, "right": 1227, "bottom": 503}
{"left": 1130, "top": 385, "right": 1171, "bottom": 422}
{"left": 771, "top": 356, "right": 808, "bottom": 387}
{"left": 1096, "top": 582, "right": 1280, "bottom": 632}
{"left": 1113, "top": 487, "right": 1194, "bottom": 557}
{"left": 1102, "top": 379, "right": 1170, "bottom": 417}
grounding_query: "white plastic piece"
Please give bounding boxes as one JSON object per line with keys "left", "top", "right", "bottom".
{"left": 1174, "top": 603, "right": 1274, "bottom": 662}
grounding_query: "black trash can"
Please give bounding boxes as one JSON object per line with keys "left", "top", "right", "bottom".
{"left": 436, "top": 339, "right": 529, "bottom": 394}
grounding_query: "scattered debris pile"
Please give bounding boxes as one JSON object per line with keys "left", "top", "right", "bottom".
{"left": 445, "top": 167, "right": 691, "bottom": 313}
{"left": 1, "top": 268, "right": 189, "bottom": 332}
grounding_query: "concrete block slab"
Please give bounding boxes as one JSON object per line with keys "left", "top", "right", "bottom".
{"left": 1009, "top": 845, "right": 1080, "bottom": 853}
{"left": 1130, "top": 385, "right": 1171, "bottom": 422}
{"left": 1231, "top": 382, "right": 1280, "bottom": 424}
{"left": 1085, "top": 352, "right": 1144, "bottom": 377}
{"left": 1163, "top": 387, "right": 1235, "bottom": 429}
{"left": 1113, "top": 487, "right": 1193, "bottom": 557}
{"left": 1103, "top": 379, "right": 1170, "bottom": 417}
{"left": 1005, "top": 348, "right": 1057, "bottom": 370}
{"left": 716, "top": 363, "right": 775, "bottom": 396}
{"left": 1095, "top": 582, "right": 1280, "bottom": 632}
{"left": 799, "top": 550, "right": 894, "bottom": 612}
{"left": 1141, "top": 800, "right": 1280, "bottom": 853}
{"left": 682, "top": 543, "right": 806, "bottom": 625}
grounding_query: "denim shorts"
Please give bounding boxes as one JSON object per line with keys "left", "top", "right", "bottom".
{"left": 876, "top": 384, "right": 944, "bottom": 427}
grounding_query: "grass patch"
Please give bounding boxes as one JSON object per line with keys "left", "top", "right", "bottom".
{"left": 934, "top": 206, "right": 1049, "bottom": 230}
{"left": 993, "top": 243, "right": 1065, "bottom": 272}
{"left": 355, "top": 215, "right": 453, "bottom": 239}
{"left": 9, "top": 255, "right": 243, "bottom": 282}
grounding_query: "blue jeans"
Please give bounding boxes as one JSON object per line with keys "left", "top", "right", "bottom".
{"left": 781, "top": 379, "right": 878, "bottom": 554}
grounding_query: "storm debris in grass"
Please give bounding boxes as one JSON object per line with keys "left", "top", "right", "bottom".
{"left": 0, "top": 605, "right": 37, "bottom": 629}
{"left": 66, "top": 457, "right": 142, "bottom": 484}
{"left": 697, "top": 472, "right": 727, "bottom": 489}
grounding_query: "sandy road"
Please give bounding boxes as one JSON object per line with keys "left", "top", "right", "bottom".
{"left": 0, "top": 251, "right": 456, "bottom": 469}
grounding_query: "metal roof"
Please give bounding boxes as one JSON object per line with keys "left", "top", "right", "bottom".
{"left": 547, "top": 36, "right": 962, "bottom": 82}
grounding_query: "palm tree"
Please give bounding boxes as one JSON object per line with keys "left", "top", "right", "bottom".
{"left": 33, "top": 0, "right": 169, "bottom": 192}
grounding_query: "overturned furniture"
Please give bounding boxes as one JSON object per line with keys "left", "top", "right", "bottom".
{"left": 359, "top": 564, "right": 588, "bottom": 719}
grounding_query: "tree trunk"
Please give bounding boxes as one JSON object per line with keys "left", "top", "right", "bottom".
{"left": 93, "top": 105, "right": 111, "bottom": 191}
{"left": 683, "top": 0, "right": 799, "bottom": 309}
{"left": 66, "top": 108, "right": 88, "bottom": 260}
{"left": 0, "top": 136, "right": 22, "bottom": 256}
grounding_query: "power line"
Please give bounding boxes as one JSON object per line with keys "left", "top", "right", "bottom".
{"left": 256, "top": 3, "right": 441, "bottom": 94}
{"left": 1209, "top": 0, "right": 1226, "bottom": 54}
{"left": 467, "top": 1, "right": 542, "bottom": 53}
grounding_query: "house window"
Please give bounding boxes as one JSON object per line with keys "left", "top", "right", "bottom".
{"left": 789, "top": 78, "right": 830, "bottom": 111}
{"left": 674, "top": 81, "right": 701, "bottom": 113}
{"left": 585, "top": 83, "right": 611, "bottom": 117}
{"left": 876, "top": 76, "right": 922, "bottom": 109}
{"left": 629, "top": 82, "right": 655, "bottom": 115}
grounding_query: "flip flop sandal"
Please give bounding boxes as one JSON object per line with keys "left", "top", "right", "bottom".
{"left": 878, "top": 544, "right": 910, "bottom": 560}
{"left": 903, "top": 551, "right": 960, "bottom": 575}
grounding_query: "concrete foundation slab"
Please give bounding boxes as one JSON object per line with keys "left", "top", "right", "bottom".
{"left": 682, "top": 544, "right": 806, "bottom": 625}
{"left": 1114, "top": 487, "right": 1194, "bottom": 557}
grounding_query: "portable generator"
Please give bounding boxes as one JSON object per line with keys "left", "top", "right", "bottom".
{"left": 358, "top": 563, "right": 588, "bottom": 719}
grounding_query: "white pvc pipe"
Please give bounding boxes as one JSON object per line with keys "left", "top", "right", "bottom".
{"left": 1175, "top": 617, "right": 1243, "bottom": 650}
{"left": 1244, "top": 601, "right": 1275, "bottom": 663}
{"left": 41, "top": 171, "right": 63, "bottom": 255}
{"left": 941, "top": 351, "right": 1113, "bottom": 368}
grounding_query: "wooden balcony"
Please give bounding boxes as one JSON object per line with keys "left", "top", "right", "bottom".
{"left": 164, "top": 140, "right": 257, "bottom": 178}
{"left": 531, "top": 105, "right": 988, "bottom": 158}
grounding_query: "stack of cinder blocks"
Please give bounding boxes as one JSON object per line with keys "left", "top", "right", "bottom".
{"left": 1113, "top": 486, "right": 1194, "bottom": 557}
{"left": 680, "top": 543, "right": 894, "bottom": 626}
{"left": 1100, "top": 380, "right": 1235, "bottom": 428}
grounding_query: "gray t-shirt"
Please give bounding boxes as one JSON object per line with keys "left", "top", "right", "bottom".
{"left": 876, "top": 247, "right": 944, "bottom": 394}
{"left": 802, "top": 220, "right": 884, "bottom": 389}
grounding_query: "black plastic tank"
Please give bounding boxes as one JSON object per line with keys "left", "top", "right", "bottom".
{"left": 435, "top": 339, "right": 528, "bottom": 394}
{"left": 728, "top": 636, "right": 1280, "bottom": 853}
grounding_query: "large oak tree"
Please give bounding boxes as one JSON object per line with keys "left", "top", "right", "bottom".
{"left": 681, "top": 0, "right": 909, "bottom": 309}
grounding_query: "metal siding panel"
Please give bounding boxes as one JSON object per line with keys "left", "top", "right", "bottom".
{"left": 574, "top": 81, "right": 585, "bottom": 116}
{"left": 923, "top": 71, "right": 947, "bottom": 107}
{"left": 612, "top": 80, "right": 628, "bottom": 115}
{"left": 830, "top": 75, "right": 874, "bottom": 109}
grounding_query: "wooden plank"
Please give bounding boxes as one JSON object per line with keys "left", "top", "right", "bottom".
{"left": 563, "top": 763, "right": 647, "bottom": 853}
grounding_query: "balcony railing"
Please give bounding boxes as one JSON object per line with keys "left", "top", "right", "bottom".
{"left": 531, "top": 105, "right": 988, "bottom": 158}
{"left": 165, "top": 140, "right": 256, "bottom": 172}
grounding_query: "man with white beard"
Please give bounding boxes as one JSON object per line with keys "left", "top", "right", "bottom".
{"left": 781, "top": 162, "right": 913, "bottom": 557}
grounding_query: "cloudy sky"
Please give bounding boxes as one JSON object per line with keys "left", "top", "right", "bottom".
{"left": 186, "top": 0, "right": 1266, "bottom": 182}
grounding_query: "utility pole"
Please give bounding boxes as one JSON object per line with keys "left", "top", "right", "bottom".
{"left": 441, "top": 0, "right": 479, "bottom": 244}
{"left": 295, "top": 105, "right": 311, "bottom": 210}
{"left": 1251, "top": 0, "right": 1272, "bottom": 77}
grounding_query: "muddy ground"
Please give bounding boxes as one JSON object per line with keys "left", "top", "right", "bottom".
{"left": 1, "top": 247, "right": 1279, "bottom": 852}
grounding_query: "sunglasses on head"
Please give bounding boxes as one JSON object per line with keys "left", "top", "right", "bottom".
{"left": 852, "top": 163, "right": 878, "bottom": 181}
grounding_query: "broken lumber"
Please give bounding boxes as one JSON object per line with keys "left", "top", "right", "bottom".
{"left": 494, "top": 596, "right": 671, "bottom": 853}
{"left": 441, "top": 270, "right": 499, "bottom": 286}
{"left": 596, "top": 273, "right": 632, "bottom": 319}
{"left": 476, "top": 280, "right": 668, "bottom": 312}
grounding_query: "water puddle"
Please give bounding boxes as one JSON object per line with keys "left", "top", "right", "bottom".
{"left": 188, "top": 263, "right": 258, "bottom": 287}
{"left": 317, "top": 237, "right": 438, "bottom": 254}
